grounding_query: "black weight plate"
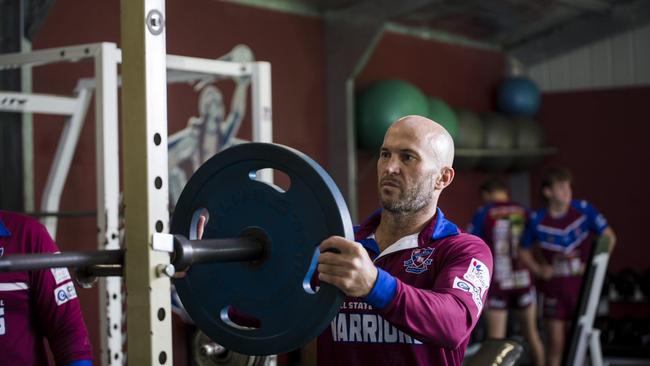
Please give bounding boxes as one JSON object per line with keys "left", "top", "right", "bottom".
{"left": 171, "top": 143, "right": 352, "bottom": 355}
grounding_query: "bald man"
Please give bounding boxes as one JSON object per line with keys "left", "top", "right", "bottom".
{"left": 317, "top": 116, "right": 493, "bottom": 366}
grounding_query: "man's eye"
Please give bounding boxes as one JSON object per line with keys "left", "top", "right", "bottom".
{"left": 402, "top": 154, "right": 414, "bottom": 161}
{"left": 380, "top": 151, "right": 390, "bottom": 158}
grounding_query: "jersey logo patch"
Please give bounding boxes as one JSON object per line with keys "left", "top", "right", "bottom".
{"left": 453, "top": 276, "right": 484, "bottom": 314}
{"left": 51, "top": 267, "right": 71, "bottom": 285}
{"left": 463, "top": 258, "right": 490, "bottom": 296}
{"left": 403, "top": 247, "right": 434, "bottom": 274}
{"left": 0, "top": 300, "right": 5, "bottom": 335}
{"left": 54, "top": 282, "right": 77, "bottom": 306}
{"left": 452, "top": 276, "right": 472, "bottom": 292}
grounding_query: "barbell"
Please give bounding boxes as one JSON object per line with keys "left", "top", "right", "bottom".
{"left": 0, "top": 143, "right": 354, "bottom": 356}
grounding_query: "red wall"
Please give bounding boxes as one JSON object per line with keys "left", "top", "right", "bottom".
{"left": 531, "top": 86, "right": 650, "bottom": 272}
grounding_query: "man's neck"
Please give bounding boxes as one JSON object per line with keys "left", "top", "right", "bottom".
{"left": 375, "top": 205, "right": 437, "bottom": 252}
{"left": 548, "top": 201, "right": 570, "bottom": 218}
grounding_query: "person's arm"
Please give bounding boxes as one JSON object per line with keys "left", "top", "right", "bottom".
{"left": 467, "top": 208, "right": 486, "bottom": 237}
{"left": 318, "top": 235, "right": 493, "bottom": 349}
{"left": 519, "top": 211, "right": 553, "bottom": 280}
{"left": 519, "top": 247, "right": 553, "bottom": 280}
{"left": 27, "top": 221, "right": 93, "bottom": 365}
{"left": 599, "top": 227, "right": 616, "bottom": 253}
{"left": 581, "top": 200, "right": 616, "bottom": 253}
{"left": 65, "top": 361, "right": 93, "bottom": 366}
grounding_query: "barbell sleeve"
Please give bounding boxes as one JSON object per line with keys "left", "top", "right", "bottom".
{"left": 171, "top": 235, "right": 265, "bottom": 272}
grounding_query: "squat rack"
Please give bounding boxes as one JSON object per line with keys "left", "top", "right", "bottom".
{"left": 0, "top": 4, "right": 272, "bottom": 362}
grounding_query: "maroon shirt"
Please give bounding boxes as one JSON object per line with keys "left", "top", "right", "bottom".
{"left": 0, "top": 211, "right": 92, "bottom": 365}
{"left": 318, "top": 208, "right": 492, "bottom": 366}
{"left": 469, "top": 201, "right": 532, "bottom": 291}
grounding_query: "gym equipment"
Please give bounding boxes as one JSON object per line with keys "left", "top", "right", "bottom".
{"left": 463, "top": 339, "right": 523, "bottom": 366}
{"left": 497, "top": 77, "right": 540, "bottom": 117}
{"left": 511, "top": 117, "right": 545, "bottom": 171}
{"left": 601, "top": 272, "right": 612, "bottom": 299}
{"left": 563, "top": 235, "right": 611, "bottom": 366}
{"left": 612, "top": 316, "right": 645, "bottom": 347}
{"left": 639, "top": 268, "right": 650, "bottom": 299}
{"left": 427, "top": 97, "right": 459, "bottom": 141}
{"left": 480, "top": 113, "right": 515, "bottom": 171}
{"left": 356, "top": 79, "right": 428, "bottom": 151}
{"left": 614, "top": 268, "right": 639, "bottom": 301}
{"left": 192, "top": 330, "right": 268, "bottom": 366}
{"left": 0, "top": 42, "right": 273, "bottom": 364}
{"left": 0, "top": 143, "right": 353, "bottom": 356}
{"left": 453, "top": 108, "right": 484, "bottom": 170}
{"left": 172, "top": 143, "right": 351, "bottom": 355}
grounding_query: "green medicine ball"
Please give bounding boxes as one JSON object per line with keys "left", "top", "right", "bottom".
{"left": 427, "top": 97, "right": 459, "bottom": 141}
{"left": 356, "top": 79, "right": 429, "bottom": 151}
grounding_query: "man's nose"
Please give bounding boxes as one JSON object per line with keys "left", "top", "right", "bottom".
{"left": 384, "top": 156, "right": 400, "bottom": 174}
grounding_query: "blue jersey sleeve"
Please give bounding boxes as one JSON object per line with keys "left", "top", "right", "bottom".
{"left": 468, "top": 207, "right": 487, "bottom": 238}
{"left": 521, "top": 211, "right": 541, "bottom": 249}
{"left": 573, "top": 200, "right": 608, "bottom": 235}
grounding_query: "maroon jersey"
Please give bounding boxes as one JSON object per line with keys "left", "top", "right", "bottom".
{"left": 522, "top": 200, "right": 608, "bottom": 277}
{"left": 0, "top": 211, "right": 92, "bottom": 365}
{"left": 521, "top": 200, "right": 608, "bottom": 319}
{"left": 318, "top": 208, "right": 492, "bottom": 366}
{"left": 469, "top": 201, "right": 532, "bottom": 292}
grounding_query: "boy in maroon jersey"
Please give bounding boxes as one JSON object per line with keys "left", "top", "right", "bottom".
{"left": 468, "top": 177, "right": 544, "bottom": 366}
{"left": 0, "top": 211, "right": 93, "bottom": 366}
{"left": 317, "top": 116, "right": 493, "bottom": 366}
{"left": 520, "top": 167, "right": 616, "bottom": 366}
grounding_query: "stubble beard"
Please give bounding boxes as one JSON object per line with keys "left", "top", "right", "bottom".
{"left": 380, "top": 172, "right": 436, "bottom": 215}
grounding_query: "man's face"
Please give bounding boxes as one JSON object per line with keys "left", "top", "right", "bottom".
{"left": 545, "top": 180, "right": 572, "bottom": 206}
{"left": 376, "top": 124, "right": 439, "bottom": 214}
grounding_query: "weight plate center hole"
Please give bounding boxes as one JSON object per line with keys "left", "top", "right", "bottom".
{"left": 249, "top": 168, "right": 291, "bottom": 193}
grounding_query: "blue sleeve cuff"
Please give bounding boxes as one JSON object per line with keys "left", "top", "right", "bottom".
{"left": 64, "top": 360, "right": 92, "bottom": 366}
{"left": 363, "top": 268, "right": 397, "bottom": 310}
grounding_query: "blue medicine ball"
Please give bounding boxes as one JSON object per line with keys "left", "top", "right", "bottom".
{"left": 497, "top": 77, "right": 540, "bottom": 117}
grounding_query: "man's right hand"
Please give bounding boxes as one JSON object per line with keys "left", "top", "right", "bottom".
{"left": 317, "top": 236, "right": 378, "bottom": 298}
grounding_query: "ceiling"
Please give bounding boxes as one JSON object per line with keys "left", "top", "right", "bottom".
{"left": 19, "top": 0, "right": 650, "bottom": 66}
{"left": 228, "top": 0, "right": 650, "bottom": 65}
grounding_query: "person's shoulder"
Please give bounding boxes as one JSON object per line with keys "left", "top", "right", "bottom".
{"left": 0, "top": 211, "right": 53, "bottom": 248}
{"left": 473, "top": 204, "right": 490, "bottom": 215}
{"left": 571, "top": 199, "right": 594, "bottom": 211}
{"left": 440, "top": 233, "right": 489, "bottom": 255}
{"left": 0, "top": 210, "right": 42, "bottom": 230}
{"left": 528, "top": 207, "right": 547, "bottom": 222}
{"left": 433, "top": 233, "right": 492, "bottom": 270}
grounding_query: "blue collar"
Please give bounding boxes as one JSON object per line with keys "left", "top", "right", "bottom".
{"left": 429, "top": 207, "right": 460, "bottom": 241}
{"left": 0, "top": 219, "right": 10, "bottom": 237}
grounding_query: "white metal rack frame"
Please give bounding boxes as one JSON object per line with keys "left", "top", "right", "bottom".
{"left": 0, "top": 41, "right": 272, "bottom": 365}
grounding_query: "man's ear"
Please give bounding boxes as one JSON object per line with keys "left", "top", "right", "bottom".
{"left": 435, "top": 167, "right": 455, "bottom": 190}
{"left": 542, "top": 186, "right": 551, "bottom": 200}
